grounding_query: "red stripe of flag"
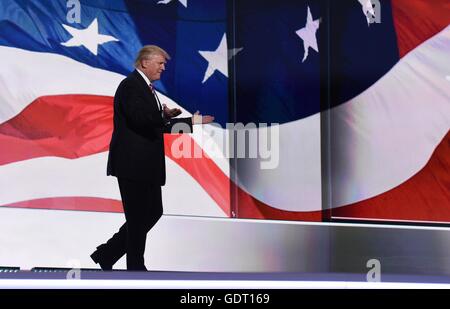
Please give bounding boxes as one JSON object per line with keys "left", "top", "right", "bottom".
{"left": 392, "top": 0, "right": 450, "bottom": 58}
{"left": 333, "top": 131, "right": 450, "bottom": 222}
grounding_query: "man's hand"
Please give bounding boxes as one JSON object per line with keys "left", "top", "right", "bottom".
{"left": 192, "top": 111, "right": 214, "bottom": 125}
{"left": 163, "top": 104, "right": 182, "bottom": 119}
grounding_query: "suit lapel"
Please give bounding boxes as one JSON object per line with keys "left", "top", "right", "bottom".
{"left": 132, "top": 70, "right": 160, "bottom": 112}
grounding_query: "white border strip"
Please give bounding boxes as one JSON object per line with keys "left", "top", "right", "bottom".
{"left": 0, "top": 279, "right": 449, "bottom": 289}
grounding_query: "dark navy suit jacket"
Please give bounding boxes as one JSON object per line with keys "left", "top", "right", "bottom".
{"left": 107, "top": 70, "right": 192, "bottom": 185}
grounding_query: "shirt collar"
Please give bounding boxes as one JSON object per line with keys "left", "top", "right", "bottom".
{"left": 136, "top": 68, "right": 151, "bottom": 86}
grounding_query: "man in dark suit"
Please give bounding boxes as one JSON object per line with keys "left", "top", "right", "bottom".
{"left": 90, "top": 45, "right": 214, "bottom": 271}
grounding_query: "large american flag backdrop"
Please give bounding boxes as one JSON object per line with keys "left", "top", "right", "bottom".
{"left": 328, "top": 0, "right": 450, "bottom": 223}
{"left": 0, "top": 0, "right": 449, "bottom": 224}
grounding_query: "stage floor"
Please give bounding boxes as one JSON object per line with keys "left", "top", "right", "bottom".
{"left": 2, "top": 269, "right": 450, "bottom": 288}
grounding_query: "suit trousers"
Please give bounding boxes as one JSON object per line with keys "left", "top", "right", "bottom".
{"left": 102, "top": 177, "right": 163, "bottom": 270}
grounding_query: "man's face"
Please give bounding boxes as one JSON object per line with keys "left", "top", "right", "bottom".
{"left": 142, "top": 54, "right": 166, "bottom": 81}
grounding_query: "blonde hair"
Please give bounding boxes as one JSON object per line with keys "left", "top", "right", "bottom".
{"left": 134, "top": 45, "right": 171, "bottom": 67}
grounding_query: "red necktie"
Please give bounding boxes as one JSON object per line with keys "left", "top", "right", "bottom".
{"left": 149, "top": 83, "right": 163, "bottom": 112}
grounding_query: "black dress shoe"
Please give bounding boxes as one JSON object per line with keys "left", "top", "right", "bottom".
{"left": 90, "top": 247, "right": 113, "bottom": 271}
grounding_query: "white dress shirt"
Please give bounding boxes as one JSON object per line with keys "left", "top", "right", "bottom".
{"left": 136, "top": 68, "right": 163, "bottom": 112}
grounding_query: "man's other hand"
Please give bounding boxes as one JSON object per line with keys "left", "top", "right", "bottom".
{"left": 163, "top": 104, "right": 182, "bottom": 119}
